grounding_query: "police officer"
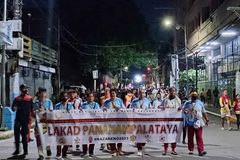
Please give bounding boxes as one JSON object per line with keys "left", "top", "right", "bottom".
{"left": 12, "top": 84, "right": 33, "bottom": 157}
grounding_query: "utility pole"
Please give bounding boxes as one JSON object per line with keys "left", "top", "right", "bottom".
{"left": 184, "top": 25, "right": 189, "bottom": 96}
{"left": 195, "top": 52, "right": 198, "bottom": 92}
{"left": 1, "top": 0, "right": 7, "bottom": 130}
{"left": 173, "top": 27, "right": 179, "bottom": 91}
{"left": 57, "top": 16, "right": 61, "bottom": 94}
{"left": 13, "top": 0, "right": 23, "bottom": 20}
{"left": 120, "top": 69, "right": 123, "bottom": 87}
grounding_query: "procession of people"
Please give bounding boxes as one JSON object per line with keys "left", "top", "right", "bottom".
{"left": 11, "top": 83, "right": 214, "bottom": 159}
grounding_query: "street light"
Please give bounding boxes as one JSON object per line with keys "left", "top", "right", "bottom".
{"left": 134, "top": 74, "right": 142, "bottom": 83}
{"left": 162, "top": 17, "right": 173, "bottom": 28}
{"left": 162, "top": 16, "right": 190, "bottom": 95}
{"left": 162, "top": 16, "right": 181, "bottom": 91}
{"left": 124, "top": 66, "right": 128, "bottom": 71}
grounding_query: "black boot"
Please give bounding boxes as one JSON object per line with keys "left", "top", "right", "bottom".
{"left": 12, "top": 150, "right": 20, "bottom": 155}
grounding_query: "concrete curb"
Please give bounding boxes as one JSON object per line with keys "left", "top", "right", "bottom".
{"left": 0, "top": 130, "right": 14, "bottom": 140}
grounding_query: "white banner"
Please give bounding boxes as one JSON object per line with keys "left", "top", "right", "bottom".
{"left": 44, "top": 109, "right": 183, "bottom": 145}
{"left": 0, "top": 21, "right": 13, "bottom": 45}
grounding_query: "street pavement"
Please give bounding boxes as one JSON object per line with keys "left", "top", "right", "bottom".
{"left": 0, "top": 115, "right": 240, "bottom": 160}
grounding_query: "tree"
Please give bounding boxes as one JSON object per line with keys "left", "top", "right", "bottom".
{"left": 179, "top": 69, "right": 196, "bottom": 89}
{"left": 97, "top": 44, "right": 157, "bottom": 74}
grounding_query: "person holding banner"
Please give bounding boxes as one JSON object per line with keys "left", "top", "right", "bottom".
{"left": 162, "top": 87, "right": 181, "bottom": 156}
{"left": 102, "top": 88, "right": 125, "bottom": 157}
{"left": 183, "top": 91, "right": 209, "bottom": 156}
{"left": 68, "top": 88, "right": 82, "bottom": 110}
{"left": 81, "top": 93, "right": 100, "bottom": 158}
{"left": 34, "top": 87, "right": 53, "bottom": 158}
{"left": 68, "top": 88, "right": 82, "bottom": 151}
{"left": 131, "top": 89, "right": 151, "bottom": 156}
{"left": 99, "top": 88, "right": 111, "bottom": 151}
{"left": 153, "top": 92, "right": 164, "bottom": 109}
{"left": 55, "top": 91, "right": 75, "bottom": 159}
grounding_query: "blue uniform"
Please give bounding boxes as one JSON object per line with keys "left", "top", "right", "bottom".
{"left": 34, "top": 98, "right": 53, "bottom": 110}
{"left": 183, "top": 100, "right": 206, "bottom": 127}
{"left": 81, "top": 101, "right": 100, "bottom": 110}
{"left": 55, "top": 102, "right": 74, "bottom": 110}
{"left": 131, "top": 98, "right": 151, "bottom": 109}
{"left": 102, "top": 98, "right": 125, "bottom": 109}
{"left": 153, "top": 99, "right": 164, "bottom": 109}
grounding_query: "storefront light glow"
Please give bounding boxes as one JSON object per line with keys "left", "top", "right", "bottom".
{"left": 221, "top": 30, "right": 237, "bottom": 37}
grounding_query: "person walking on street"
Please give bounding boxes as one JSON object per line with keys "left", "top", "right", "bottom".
{"left": 181, "top": 96, "right": 189, "bottom": 144}
{"left": 219, "top": 89, "right": 232, "bottom": 131}
{"left": 102, "top": 89, "right": 125, "bottom": 157}
{"left": 81, "top": 93, "right": 100, "bottom": 158}
{"left": 213, "top": 87, "right": 219, "bottom": 108}
{"left": 131, "top": 89, "right": 151, "bottom": 156}
{"left": 162, "top": 87, "right": 181, "bottom": 156}
{"left": 200, "top": 88, "right": 205, "bottom": 104}
{"left": 206, "top": 89, "right": 212, "bottom": 107}
{"left": 12, "top": 84, "right": 33, "bottom": 158}
{"left": 233, "top": 94, "right": 240, "bottom": 130}
{"left": 183, "top": 91, "right": 209, "bottom": 156}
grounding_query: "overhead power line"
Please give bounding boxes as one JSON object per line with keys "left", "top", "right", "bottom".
{"left": 61, "top": 35, "right": 96, "bottom": 56}
{"left": 84, "top": 44, "right": 138, "bottom": 48}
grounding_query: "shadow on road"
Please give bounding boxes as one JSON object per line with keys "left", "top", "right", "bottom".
{"left": 7, "top": 154, "right": 27, "bottom": 160}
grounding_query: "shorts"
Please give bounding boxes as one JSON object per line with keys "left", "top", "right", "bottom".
{"left": 221, "top": 111, "right": 231, "bottom": 118}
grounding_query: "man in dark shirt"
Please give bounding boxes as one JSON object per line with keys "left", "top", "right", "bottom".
{"left": 12, "top": 84, "right": 33, "bottom": 157}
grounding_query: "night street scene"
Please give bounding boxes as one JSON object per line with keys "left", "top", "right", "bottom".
{"left": 0, "top": 0, "right": 240, "bottom": 160}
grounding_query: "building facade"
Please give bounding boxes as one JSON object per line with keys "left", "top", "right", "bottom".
{"left": 184, "top": 0, "right": 240, "bottom": 98}
{"left": 5, "top": 35, "right": 57, "bottom": 105}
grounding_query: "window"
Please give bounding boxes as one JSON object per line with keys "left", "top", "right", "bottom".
{"left": 238, "top": 36, "right": 240, "bottom": 54}
{"left": 233, "top": 38, "right": 238, "bottom": 54}
{"left": 213, "top": 63, "right": 218, "bottom": 81}
{"left": 225, "top": 41, "right": 233, "bottom": 56}
{"left": 213, "top": 48, "right": 220, "bottom": 57}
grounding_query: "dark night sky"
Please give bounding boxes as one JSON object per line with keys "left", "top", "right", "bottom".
{"left": 133, "top": 0, "right": 175, "bottom": 42}
{"left": 19, "top": 0, "right": 174, "bottom": 87}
